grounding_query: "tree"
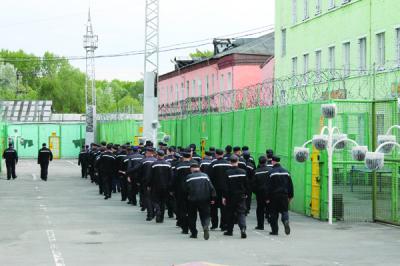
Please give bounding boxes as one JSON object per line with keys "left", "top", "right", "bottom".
{"left": 190, "top": 49, "right": 214, "bottom": 59}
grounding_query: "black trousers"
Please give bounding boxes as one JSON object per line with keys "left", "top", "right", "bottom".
{"left": 103, "top": 174, "right": 113, "bottom": 197}
{"left": 270, "top": 194, "right": 290, "bottom": 234}
{"left": 255, "top": 193, "right": 266, "bottom": 228}
{"left": 166, "top": 194, "right": 176, "bottom": 218}
{"left": 152, "top": 189, "right": 168, "bottom": 221}
{"left": 211, "top": 189, "right": 226, "bottom": 229}
{"left": 120, "top": 176, "right": 128, "bottom": 201}
{"left": 175, "top": 193, "right": 188, "bottom": 232}
{"left": 188, "top": 201, "right": 211, "bottom": 235}
{"left": 40, "top": 162, "right": 49, "bottom": 181}
{"left": 127, "top": 180, "right": 138, "bottom": 204}
{"left": 5, "top": 161, "right": 16, "bottom": 180}
{"left": 226, "top": 196, "right": 247, "bottom": 233}
{"left": 144, "top": 189, "right": 154, "bottom": 219}
{"left": 81, "top": 163, "right": 88, "bottom": 178}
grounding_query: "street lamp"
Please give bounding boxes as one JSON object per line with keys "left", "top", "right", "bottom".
{"left": 293, "top": 104, "right": 366, "bottom": 224}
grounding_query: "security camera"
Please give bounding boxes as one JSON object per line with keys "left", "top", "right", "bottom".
{"left": 151, "top": 120, "right": 159, "bottom": 130}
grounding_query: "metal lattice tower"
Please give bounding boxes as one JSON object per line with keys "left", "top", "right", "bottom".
{"left": 83, "top": 9, "right": 98, "bottom": 145}
{"left": 143, "top": 0, "right": 160, "bottom": 145}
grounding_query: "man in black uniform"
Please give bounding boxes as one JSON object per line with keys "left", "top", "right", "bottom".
{"left": 98, "top": 144, "right": 118, "bottom": 199}
{"left": 242, "top": 146, "right": 255, "bottom": 165}
{"left": 165, "top": 146, "right": 176, "bottom": 218}
{"left": 266, "top": 149, "right": 274, "bottom": 167}
{"left": 242, "top": 150, "right": 255, "bottom": 214}
{"left": 125, "top": 146, "right": 144, "bottom": 205}
{"left": 148, "top": 150, "right": 172, "bottom": 223}
{"left": 200, "top": 151, "right": 213, "bottom": 173}
{"left": 208, "top": 149, "right": 231, "bottom": 231}
{"left": 133, "top": 147, "right": 157, "bottom": 220}
{"left": 266, "top": 156, "right": 294, "bottom": 236}
{"left": 253, "top": 156, "right": 272, "bottom": 230}
{"left": 3, "top": 143, "right": 18, "bottom": 180}
{"left": 94, "top": 146, "right": 105, "bottom": 195}
{"left": 171, "top": 149, "right": 194, "bottom": 234}
{"left": 223, "top": 145, "right": 233, "bottom": 160}
{"left": 190, "top": 144, "right": 202, "bottom": 163}
{"left": 233, "top": 146, "right": 246, "bottom": 170}
{"left": 78, "top": 145, "right": 89, "bottom": 179}
{"left": 222, "top": 155, "right": 248, "bottom": 238}
{"left": 117, "top": 145, "right": 128, "bottom": 201}
{"left": 38, "top": 143, "right": 53, "bottom": 181}
{"left": 88, "top": 144, "right": 98, "bottom": 183}
{"left": 184, "top": 163, "right": 216, "bottom": 240}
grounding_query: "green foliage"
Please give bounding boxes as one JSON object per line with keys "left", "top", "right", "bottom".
{"left": 189, "top": 49, "right": 214, "bottom": 59}
{"left": 0, "top": 49, "right": 143, "bottom": 114}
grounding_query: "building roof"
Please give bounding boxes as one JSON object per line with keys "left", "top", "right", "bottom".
{"left": 214, "top": 32, "right": 274, "bottom": 58}
{"left": 159, "top": 32, "right": 274, "bottom": 80}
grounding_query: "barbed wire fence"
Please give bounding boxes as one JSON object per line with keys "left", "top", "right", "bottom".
{"left": 159, "top": 62, "right": 400, "bottom": 118}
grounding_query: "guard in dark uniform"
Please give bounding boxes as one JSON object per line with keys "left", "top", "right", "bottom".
{"left": 222, "top": 155, "right": 248, "bottom": 238}
{"left": 2, "top": 143, "right": 18, "bottom": 180}
{"left": 266, "top": 156, "right": 294, "bottom": 236}
{"left": 190, "top": 144, "right": 202, "bottom": 163}
{"left": 98, "top": 144, "right": 118, "bottom": 199}
{"left": 242, "top": 151, "right": 255, "bottom": 214}
{"left": 253, "top": 156, "right": 272, "bottom": 230}
{"left": 171, "top": 149, "right": 194, "bottom": 233}
{"left": 125, "top": 146, "right": 144, "bottom": 206}
{"left": 184, "top": 163, "right": 216, "bottom": 240}
{"left": 78, "top": 145, "right": 89, "bottom": 179}
{"left": 148, "top": 150, "right": 172, "bottom": 223}
{"left": 117, "top": 145, "right": 128, "bottom": 201}
{"left": 223, "top": 145, "right": 233, "bottom": 160}
{"left": 208, "top": 149, "right": 231, "bottom": 230}
{"left": 200, "top": 151, "right": 213, "bottom": 173}
{"left": 38, "top": 143, "right": 53, "bottom": 181}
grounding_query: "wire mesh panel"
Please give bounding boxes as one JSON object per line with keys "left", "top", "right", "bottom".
{"left": 209, "top": 113, "right": 222, "bottom": 149}
{"left": 189, "top": 115, "right": 201, "bottom": 147}
{"left": 290, "top": 104, "right": 310, "bottom": 214}
{"left": 275, "top": 105, "right": 293, "bottom": 168}
{"left": 181, "top": 117, "right": 191, "bottom": 147}
{"left": 220, "top": 112, "right": 234, "bottom": 149}
{"left": 60, "top": 124, "right": 84, "bottom": 158}
{"left": 232, "top": 110, "right": 245, "bottom": 147}
{"left": 256, "top": 107, "right": 277, "bottom": 157}
{"left": 243, "top": 108, "right": 260, "bottom": 154}
{"left": 175, "top": 119, "right": 183, "bottom": 147}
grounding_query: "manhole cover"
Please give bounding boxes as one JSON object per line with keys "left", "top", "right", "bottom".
{"left": 87, "top": 231, "right": 101, "bottom": 235}
{"left": 83, "top": 242, "right": 102, "bottom": 245}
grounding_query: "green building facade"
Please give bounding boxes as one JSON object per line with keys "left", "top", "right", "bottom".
{"left": 275, "top": 0, "right": 400, "bottom": 104}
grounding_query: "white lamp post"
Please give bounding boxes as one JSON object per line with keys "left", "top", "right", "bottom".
{"left": 294, "top": 104, "right": 366, "bottom": 224}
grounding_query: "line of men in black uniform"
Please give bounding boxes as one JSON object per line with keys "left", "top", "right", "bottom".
{"left": 78, "top": 141, "right": 294, "bottom": 240}
{"left": 2, "top": 142, "right": 53, "bottom": 181}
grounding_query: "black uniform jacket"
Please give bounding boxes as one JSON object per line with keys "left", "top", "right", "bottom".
{"left": 265, "top": 163, "right": 294, "bottom": 200}
{"left": 184, "top": 171, "right": 216, "bottom": 202}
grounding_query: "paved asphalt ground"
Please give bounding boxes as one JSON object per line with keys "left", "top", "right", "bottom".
{"left": 0, "top": 159, "right": 400, "bottom": 266}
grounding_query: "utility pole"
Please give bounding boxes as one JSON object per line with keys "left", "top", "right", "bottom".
{"left": 83, "top": 9, "right": 98, "bottom": 145}
{"left": 143, "top": 0, "right": 160, "bottom": 146}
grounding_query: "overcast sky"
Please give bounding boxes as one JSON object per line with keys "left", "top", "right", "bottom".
{"left": 0, "top": 0, "right": 275, "bottom": 81}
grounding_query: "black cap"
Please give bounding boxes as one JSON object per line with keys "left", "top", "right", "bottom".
{"left": 190, "top": 162, "right": 200, "bottom": 168}
{"left": 266, "top": 149, "right": 274, "bottom": 158}
{"left": 243, "top": 151, "right": 250, "bottom": 160}
{"left": 157, "top": 150, "right": 165, "bottom": 156}
{"left": 205, "top": 151, "right": 212, "bottom": 157}
{"left": 132, "top": 146, "right": 139, "bottom": 152}
{"left": 9, "top": 143, "right": 13, "bottom": 147}
{"left": 209, "top": 147, "right": 216, "bottom": 152}
{"left": 233, "top": 146, "right": 241, "bottom": 152}
{"left": 181, "top": 149, "right": 191, "bottom": 158}
{"left": 101, "top": 141, "right": 107, "bottom": 146}
{"left": 42, "top": 143, "right": 47, "bottom": 147}
{"left": 225, "top": 145, "right": 232, "bottom": 153}
{"left": 189, "top": 144, "right": 196, "bottom": 150}
{"left": 146, "top": 147, "right": 155, "bottom": 153}
{"left": 174, "top": 153, "right": 182, "bottom": 159}
{"left": 216, "top": 149, "right": 224, "bottom": 156}
{"left": 271, "top": 155, "right": 280, "bottom": 162}
{"left": 106, "top": 143, "right": 113, "bottom": 150}
{"left": 259, "top": 156, "right": 267, "bottom": 165}
{"left": 242, "top": 146, "right": 249, "bottom": 151}
{"left": 230, "top": 155, "right": 239, "bottom": 163}
{"left": 168, "top": 146, "right": 176, "bottom": 152}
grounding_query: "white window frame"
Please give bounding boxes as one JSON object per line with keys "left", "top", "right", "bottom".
{"left": 197, "top": 79, "right": 202, "bottom": 97}
{"left": 220, "top": 74, "right": 224, "bottom": 92}
{"left": 358, "top": 37, "right": 367, "bottom": 74}
{"left": 328, "top": 46, "right": 336, "bottom": 78}
{"left": 175, "top": 84, "right": 179, "bottom": 102}
{"left": 281, "top": 29, "right": 287, "bottom": 57}
{"left": 180, "top": 82, "right": 184, "bottom": 101}
{"left": 316, "top": 0, "right": 322, "bottom": 15}
{"left": 303, "top": 0, "right": 309, "bottom": 20}
{"left": 328, "top": 0, "right": 335, "bottom": 9}
{"left": 303, "top": 53, "right": 309, "bottom": 85}
{"left": 206, "top": 75, "right": 209, "bottom": 96}
{"left": 292, "top": 57, "right": 298, "bottom": 86}
{"left": 192, "top": 80, "right": 196, "bottom": 97}
{"left": 211, "top": 74, "right": 215, "bottom": 95}
{"left": 292, "top": 0, "right": 297, "bottom": 24}
{"left": 227, "top": 72, "right": 232, "bottom": 90}
{"left": 186, "top": 80, "right": 190, "bottom": 99}
{"left": 316, "top": 50, "right": 322, "bottom": 81}
{"left": 376, "top": 32, "right": 385, "bottom": 70}
{"left": 343, "top": 42, "right": 351, "bottom": 77}
{"left": 396, "top": 28, "right": 400, "bottom": 66}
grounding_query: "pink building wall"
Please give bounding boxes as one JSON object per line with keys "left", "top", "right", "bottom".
{"left": 158, "top": 55, "right": 274, "bottom": 105}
